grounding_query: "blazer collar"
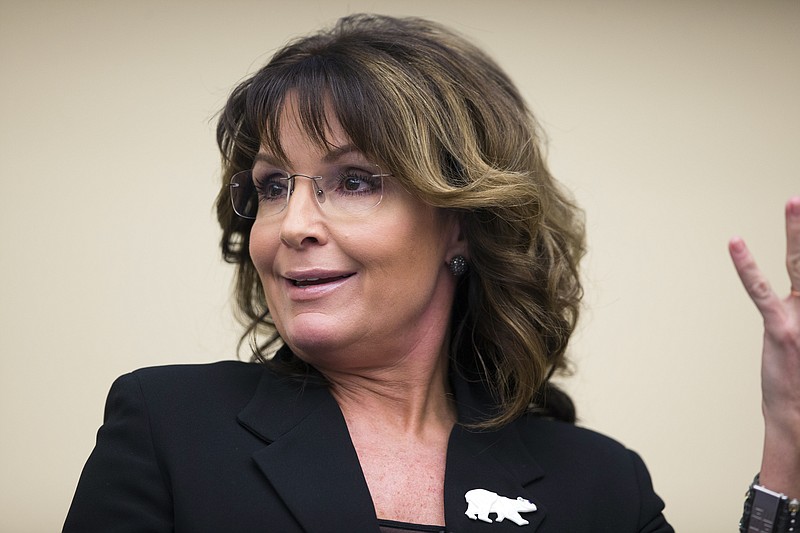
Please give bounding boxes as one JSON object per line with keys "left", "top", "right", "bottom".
{"left": 237, "top": 366, "right": 380, "bottom": 532}
{"left": 238, "top": 353, "right": 546, "bottom": 532}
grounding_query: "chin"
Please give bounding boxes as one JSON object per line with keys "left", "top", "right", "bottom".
{"left": 279, "top": 317, "right": 353, "bottom": 358}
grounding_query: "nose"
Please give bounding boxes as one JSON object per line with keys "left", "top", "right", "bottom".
{"left": 278, "top": 176, "right": 327, "bottom": 249}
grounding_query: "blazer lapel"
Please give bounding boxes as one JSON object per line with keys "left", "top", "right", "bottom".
{"left": 237, "top": 369, "right": 380, "bottom": 533}
{"left": 236, "top": 360, "right": 549, "bottom": 532}
{"left": 444, "top": 424, "right": 547, "bottom": 532}
{"left": 445, "top": 368, "right": 548, "bottom": 532}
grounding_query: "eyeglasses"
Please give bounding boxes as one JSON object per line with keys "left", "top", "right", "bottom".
{"left": 229, "top": 162, "right": 391, "bottom": 219}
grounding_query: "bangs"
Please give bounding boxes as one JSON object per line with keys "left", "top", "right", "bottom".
{"left": 241, "top": 53, "right": 393, "bottom": 167}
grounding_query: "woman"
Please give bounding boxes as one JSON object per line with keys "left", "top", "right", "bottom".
{"left": 63, "top": 14, "right": 799, "bottom": 532}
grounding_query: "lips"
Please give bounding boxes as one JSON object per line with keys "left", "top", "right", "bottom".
{"left": 292, "top": 274, "right": 353, "bottom": 287}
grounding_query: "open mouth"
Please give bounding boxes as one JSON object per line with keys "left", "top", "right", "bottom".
{"left": 292, "top": 274, "right": 353, "bottom": 288}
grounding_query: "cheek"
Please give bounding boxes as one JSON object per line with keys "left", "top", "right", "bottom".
{"left": 248, "top": 224, "right": 279, "bottom": 282}
{"left": 363, "top": 215, "right": 448, "bottom": 285}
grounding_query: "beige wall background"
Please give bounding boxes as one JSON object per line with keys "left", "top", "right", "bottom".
{"left": 1, "top": 1, "right": 798, "bottom": 531}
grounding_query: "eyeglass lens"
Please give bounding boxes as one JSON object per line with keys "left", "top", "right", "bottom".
{"left": 230, "top": 163, "right": 386, "bottom": 219}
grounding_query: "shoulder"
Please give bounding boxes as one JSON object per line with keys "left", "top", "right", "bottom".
{"left": 515, "top": 415, "right": 632, "bottom": 458}
{"left": 508, "top": 417, "right": 671, "bottom": 530}
{"left": 513, "top": 416, "right": 650, "bottom": 477}
{"left": 123, "top": 360, "right": 265, "bottom": 392}
{"left": 515, "top": 416, "right": 665, "bottom": 507}
{"left": 106, "top": 361, "right": 268, "bottom": 423}
{"left": 98, "top": 361, "right": 282, "bottom": 459}
{"left": 511, "top": 415, "right": 661, "bottom": 494}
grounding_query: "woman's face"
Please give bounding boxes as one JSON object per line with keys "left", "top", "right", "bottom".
{"left": 248, "top": 101, "right": 465, "bottom": 371}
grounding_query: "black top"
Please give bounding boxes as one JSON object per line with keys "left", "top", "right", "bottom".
{"left": 63, "top": 359, "right": 673, "bottom": 532}
{"left": 378, "top": 519, "right": 445, "bottom": 533}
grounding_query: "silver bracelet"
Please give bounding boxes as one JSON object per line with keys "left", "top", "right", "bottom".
{"left": 740, "top": 474, "right": 799, "bottom": 533}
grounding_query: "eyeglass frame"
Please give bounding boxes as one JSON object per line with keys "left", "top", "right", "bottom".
{"left": 229, "top": 166, "right": 392, "bottom": 220}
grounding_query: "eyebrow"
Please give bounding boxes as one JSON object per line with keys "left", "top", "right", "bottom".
{"left": 254, "top": 144, "right": 365, "bottom": 167}
{"left": 321, "top": 144, "right": 361, "bottom": 163}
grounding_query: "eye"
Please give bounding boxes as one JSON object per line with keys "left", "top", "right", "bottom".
{"left": 343, "top": 176, "right": 366, "bottom": 191}
{"left": 335, "top": 168, "right": 381, "bottom": 195}
{"left": 265, "top": 182, "right": 286, "bottom": 199}
{"left": 254, "top": 171, "right": 289, "bottom": 201}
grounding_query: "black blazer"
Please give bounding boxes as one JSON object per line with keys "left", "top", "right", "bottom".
{"left": 63, "top": 361, "right": 673, "bottom": 532}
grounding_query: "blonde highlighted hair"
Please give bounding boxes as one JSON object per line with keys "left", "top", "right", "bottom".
{"left": 215, "top": 14, "right": 585, "bottom": 427}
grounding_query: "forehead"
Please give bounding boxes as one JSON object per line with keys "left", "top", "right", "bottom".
{"left": 257, "top": 94, "right": 373, "bottom": 168}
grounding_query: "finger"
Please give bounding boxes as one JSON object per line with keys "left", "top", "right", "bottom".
{"left": 785, "top": 196, "right": 800, "bottom": 291}
{"left": 729, "top": 237, "right": 784, "bottom": 322}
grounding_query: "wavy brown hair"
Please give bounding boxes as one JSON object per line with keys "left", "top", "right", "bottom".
{"left": 215, "top": 14, "right": 585, "bottom": 427}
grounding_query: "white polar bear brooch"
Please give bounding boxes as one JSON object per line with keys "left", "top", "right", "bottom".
{"left": 464, "top": 488, "right": 538, "bottom": 526}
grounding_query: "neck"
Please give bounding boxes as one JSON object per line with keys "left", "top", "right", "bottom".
{"left": 327, "top": 347, "right": 455, "bottom": 527}
{"left": 325, "top": 348, "right": 456, "bottom": 439}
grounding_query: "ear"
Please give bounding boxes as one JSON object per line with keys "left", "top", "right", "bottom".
{"left": 443, "top": 211, "right": 469, "bottom": 261}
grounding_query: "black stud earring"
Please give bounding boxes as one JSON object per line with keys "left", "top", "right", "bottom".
{"left": 448, "top": 255, "right": 468, "bottom": 276}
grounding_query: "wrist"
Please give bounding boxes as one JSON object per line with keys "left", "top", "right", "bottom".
{"left": 761, "top": 422, "right": 800, "bottom": 496}
{"left": 740, "top": 474, "right": 799, "bottom": 533}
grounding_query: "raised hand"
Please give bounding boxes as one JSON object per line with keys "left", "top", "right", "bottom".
{"left": 729, "top": 196, "right": 800, "bottom": 495}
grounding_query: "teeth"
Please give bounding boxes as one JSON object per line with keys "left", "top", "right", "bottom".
{"left": 294, "top": 278, "right": 326, "bottom": 287}
{"left": 291, "top": 274, "right": 350, "bottom": 287}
